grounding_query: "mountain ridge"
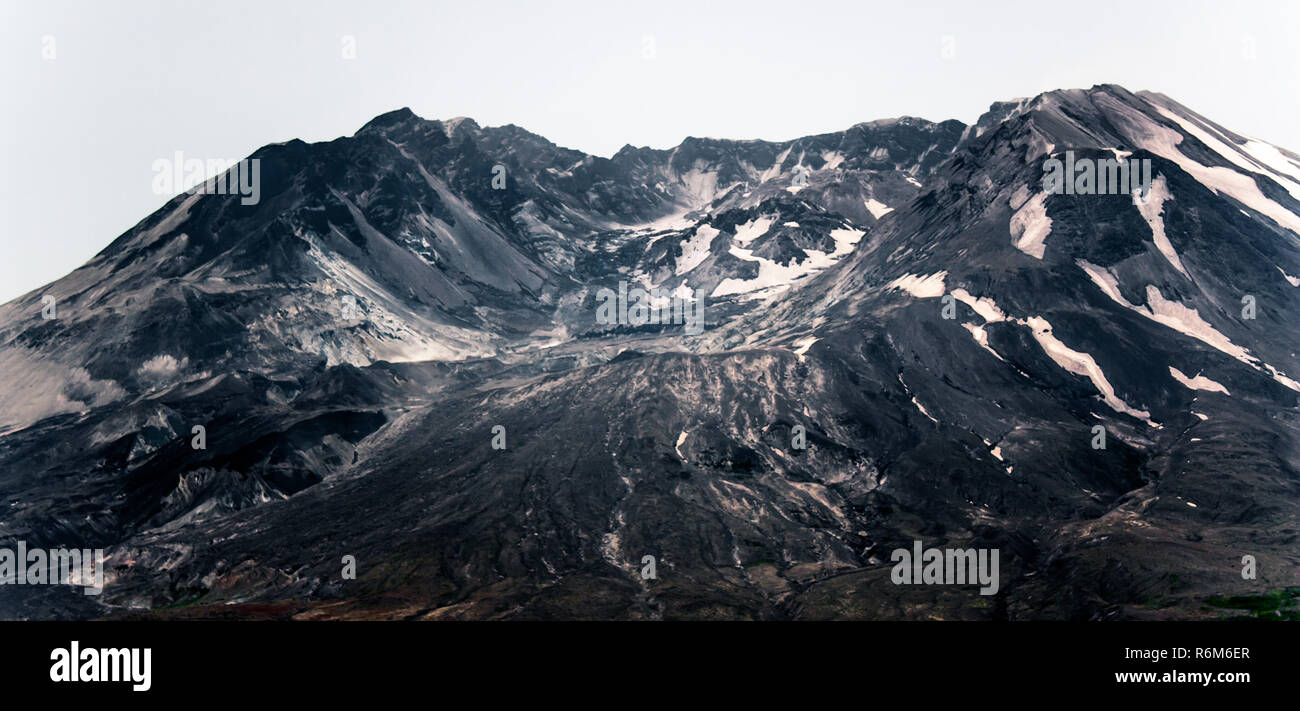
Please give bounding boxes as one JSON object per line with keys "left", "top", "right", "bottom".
{"left": 2, "top": 84, "right": 1298, "bottom": 620}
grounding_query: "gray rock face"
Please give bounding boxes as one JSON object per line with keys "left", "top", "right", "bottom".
{"left": 1, "top": 84, "right": 1298, "bottom": 620}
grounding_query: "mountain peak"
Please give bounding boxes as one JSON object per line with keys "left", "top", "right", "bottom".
{"left": 357, "top": 106, "right": 422, "bottom": 134}
{"left": 441, "top": 116, "right": 481, "bottom": 138}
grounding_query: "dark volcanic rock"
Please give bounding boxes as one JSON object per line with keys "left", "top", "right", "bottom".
{"left": 2, "top": 85, "right": 1298, "bottom": 620}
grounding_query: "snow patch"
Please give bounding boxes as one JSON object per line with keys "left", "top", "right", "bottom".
{"left": 1010, "top": 192, "right": 1052, "bottom": 259}
{"left": 732, "top": 217, "right": 773, "bottom": 245}
{"left": 676, "top": 224, "right": 719, "bottom": 275}
{"left": 1023, "top": 316, "right": 1155, "bottom": 425}
{"left": 949, "top": 288, "right": 1006, "bottom": 323}
{"left": 1134, "top": 105, "right": 1300, "bottom": 234}
{"left": 962, "top": 323, "right": 1005, "bottom": 361}
{"left": 1077, "top": 261, "right": 1127, "bottom": 305}
{"left": 864, "top": 198, "right": 893, "bottom": 218}
{"left": 1241, "top": 140, "right": 1300, "bottom": 195}
{"left": 1143, "top": 286, "right": 1251, "bottom": 363}
{"left": 887, "top": 271, "right": 947, "bottom": 299}
{"left": 828, "top": 227, "right": 866, "bottom": 256}
{"left": 1135, "top": 175, "right": 1190, "bottom": 278}
{"left": 1263, "top": 364, "right": 1300, "bottom": 391}
{"left": 911, "top": 396, "right": 939, "bottom": 424}
{"left": 712, "top": 244, "right": 836, "bottom": 296}
{"left": 1079, "top": 263, "right": 1300, "bottom": 393}
{"left": 1169, "top": 366, "right": 1230, "bottom": 395}
{"left": 711, "top": 227, "right": 860, "bottom": 296}
{"left": 791, "top": 335, "right": 819, "bottom": 361}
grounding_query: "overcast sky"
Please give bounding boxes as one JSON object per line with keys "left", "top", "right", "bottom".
{"left": 3, "top": 0, "right": 1298, "bottom": 303}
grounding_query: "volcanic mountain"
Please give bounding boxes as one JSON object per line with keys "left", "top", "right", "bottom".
{"left": 1, "top": 84, "right": 1298, "bottom": 620}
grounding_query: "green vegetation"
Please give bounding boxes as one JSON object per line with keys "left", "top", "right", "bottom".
{"left": 1205, "top": 587, "right": 1300, "bottom": 620}
{"left": 161, "top": 590, "right": 206, "bottom": 610}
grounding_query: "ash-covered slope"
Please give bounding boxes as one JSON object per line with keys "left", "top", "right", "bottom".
{"left": 699, "top": 83, "right": 1300, "bottom": 617}
{"left": 0, "top": 109, "right": 961, "bottom": 437}
{"left": 1, "top": 85, "right": 1297, "bottom": 620}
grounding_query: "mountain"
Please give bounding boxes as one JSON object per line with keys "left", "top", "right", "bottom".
{"left": 1, "top": 84, "right": 1297, "bottom": 620}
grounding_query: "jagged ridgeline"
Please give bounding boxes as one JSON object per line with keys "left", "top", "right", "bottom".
{"left": 1, "top": 85, "right": 1298, "bottom": 620}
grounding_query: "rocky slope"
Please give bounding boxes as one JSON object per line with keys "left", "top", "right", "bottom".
{"left": 1, "top": 84, "right": 1297, "bottom": 620}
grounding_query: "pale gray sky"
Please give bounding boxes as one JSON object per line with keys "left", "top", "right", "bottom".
{"left": 3, "top": 0, "right": 1298, "bottom": 303}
